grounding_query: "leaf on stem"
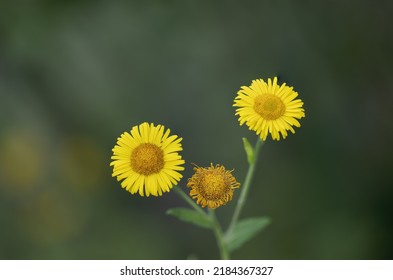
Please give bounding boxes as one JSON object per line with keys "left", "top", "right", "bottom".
{"left": 225, "top": 217, "right": 271, "bottom": 252}
{"left": 166, "top": 207, "right": 213, "bottom": 229}
{"left": 242, "top": 137, "right": 254, "bottom": 164}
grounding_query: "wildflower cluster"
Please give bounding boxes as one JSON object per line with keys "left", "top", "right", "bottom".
{"left": 110, "top": 77, "right": 305, "bottom": 258}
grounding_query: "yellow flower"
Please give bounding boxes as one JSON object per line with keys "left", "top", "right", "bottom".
{"left": 187, "top": 164, "right": 240, "bottom": 209}
{"left": 110, "top": 122, "right": 185, "bottom": 197}
{"left": 234, "top": 77, "right": 305, "bottom": 141}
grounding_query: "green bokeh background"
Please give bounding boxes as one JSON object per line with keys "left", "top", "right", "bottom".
{"left": 1, "top": 0, "right": 392, "bottom": 259}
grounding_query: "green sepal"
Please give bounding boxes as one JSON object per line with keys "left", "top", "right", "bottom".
{"left": 225, "top": 217, "right": 271, "bottom": 252}
{"left": 166, "top": 207, "right": 213, "bottom": 229}
{"left": 242, "top": 137, "right": 254, "bottom": 164}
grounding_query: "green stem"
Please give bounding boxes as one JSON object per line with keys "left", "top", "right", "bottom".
{"left": 174, "top": 187, "right": 206, "bottom": 216}
{"left": 226, "top": 138, "right": 264, "bottom": 234}
{"left": 174, "top": 187, "right": 229, "bottom": 259}
{"left": 209, "top": 209, "right": 230, "bottom": 260}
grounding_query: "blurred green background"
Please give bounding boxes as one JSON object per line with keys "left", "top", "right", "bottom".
{"left": 1, "top": 0, "right": 392, "bottom": 259}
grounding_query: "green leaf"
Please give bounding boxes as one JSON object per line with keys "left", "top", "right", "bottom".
{"left": 166, "top": 207, "right": 213, "bottom": 229}
{"left": 242, "top": 137, "right": 254, "bottom": 164}
{"left": 225, "top": 217, "right": 271, "bottom": 252}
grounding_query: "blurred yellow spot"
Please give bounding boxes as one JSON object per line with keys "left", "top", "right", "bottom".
{"left": 17, "top": 189, "right": 87, "bottom": 245}
{"left": 0, "top": 128, "right": 46, "bottom": 193}
{"left": 59, "top": 136, "right": 105, "bottom": 192}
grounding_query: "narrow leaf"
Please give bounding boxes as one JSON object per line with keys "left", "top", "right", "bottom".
{"left": 225, "top": 217, "right": 271, "bottom": 252}
{"left": 242, "top": 137, "right": 254, "bottom": 164}
{"left": 166, "top": 207, "right": 213, "bottom": 229}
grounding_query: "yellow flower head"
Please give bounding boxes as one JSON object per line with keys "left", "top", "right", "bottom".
{"left": 234, "top": 77, "right": 305, "bottom": 141}
{"left": 110, "top": 122, "right": 185, "bottom": 197}
{"left": 187, "top": 164, "right": 240, "bottom": 209}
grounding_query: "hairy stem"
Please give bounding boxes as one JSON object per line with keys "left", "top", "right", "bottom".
{"left": 174, "top": 187, "right": 206, "bottom": 216}
{"left": 209, "top": 209, "right": 230, "bottom": 260}
{"left": 226, "top": 138, "right": 264, "bottom": 234}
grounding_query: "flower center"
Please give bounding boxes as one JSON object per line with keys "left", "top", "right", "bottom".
{"left": 200, "top": 172, "right": 227, "bottom": 199}
{"left": 130, "top": 143, "right": 164, "bottom": 175}
{"left": 253, "top": 94, "right": 286, "bottom": 120}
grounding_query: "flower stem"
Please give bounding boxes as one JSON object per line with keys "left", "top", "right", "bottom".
{"left": 174, "top": 187, "right": 206, "bottom": 216}
{"left": 226, "top": 138, "right": 264, "bottom": 234}
{"left": 174, "top": 187, "right": 229, "bottom": 259}
{"left": 209, "top": 209, "right": 230, "bottom": 260}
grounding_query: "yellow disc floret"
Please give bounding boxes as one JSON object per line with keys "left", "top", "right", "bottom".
{"left": 130, "top": 143, "right": 164, "bottom": 175}
{"left": 187, "top": 164, "right": 240, "bottom": 209}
